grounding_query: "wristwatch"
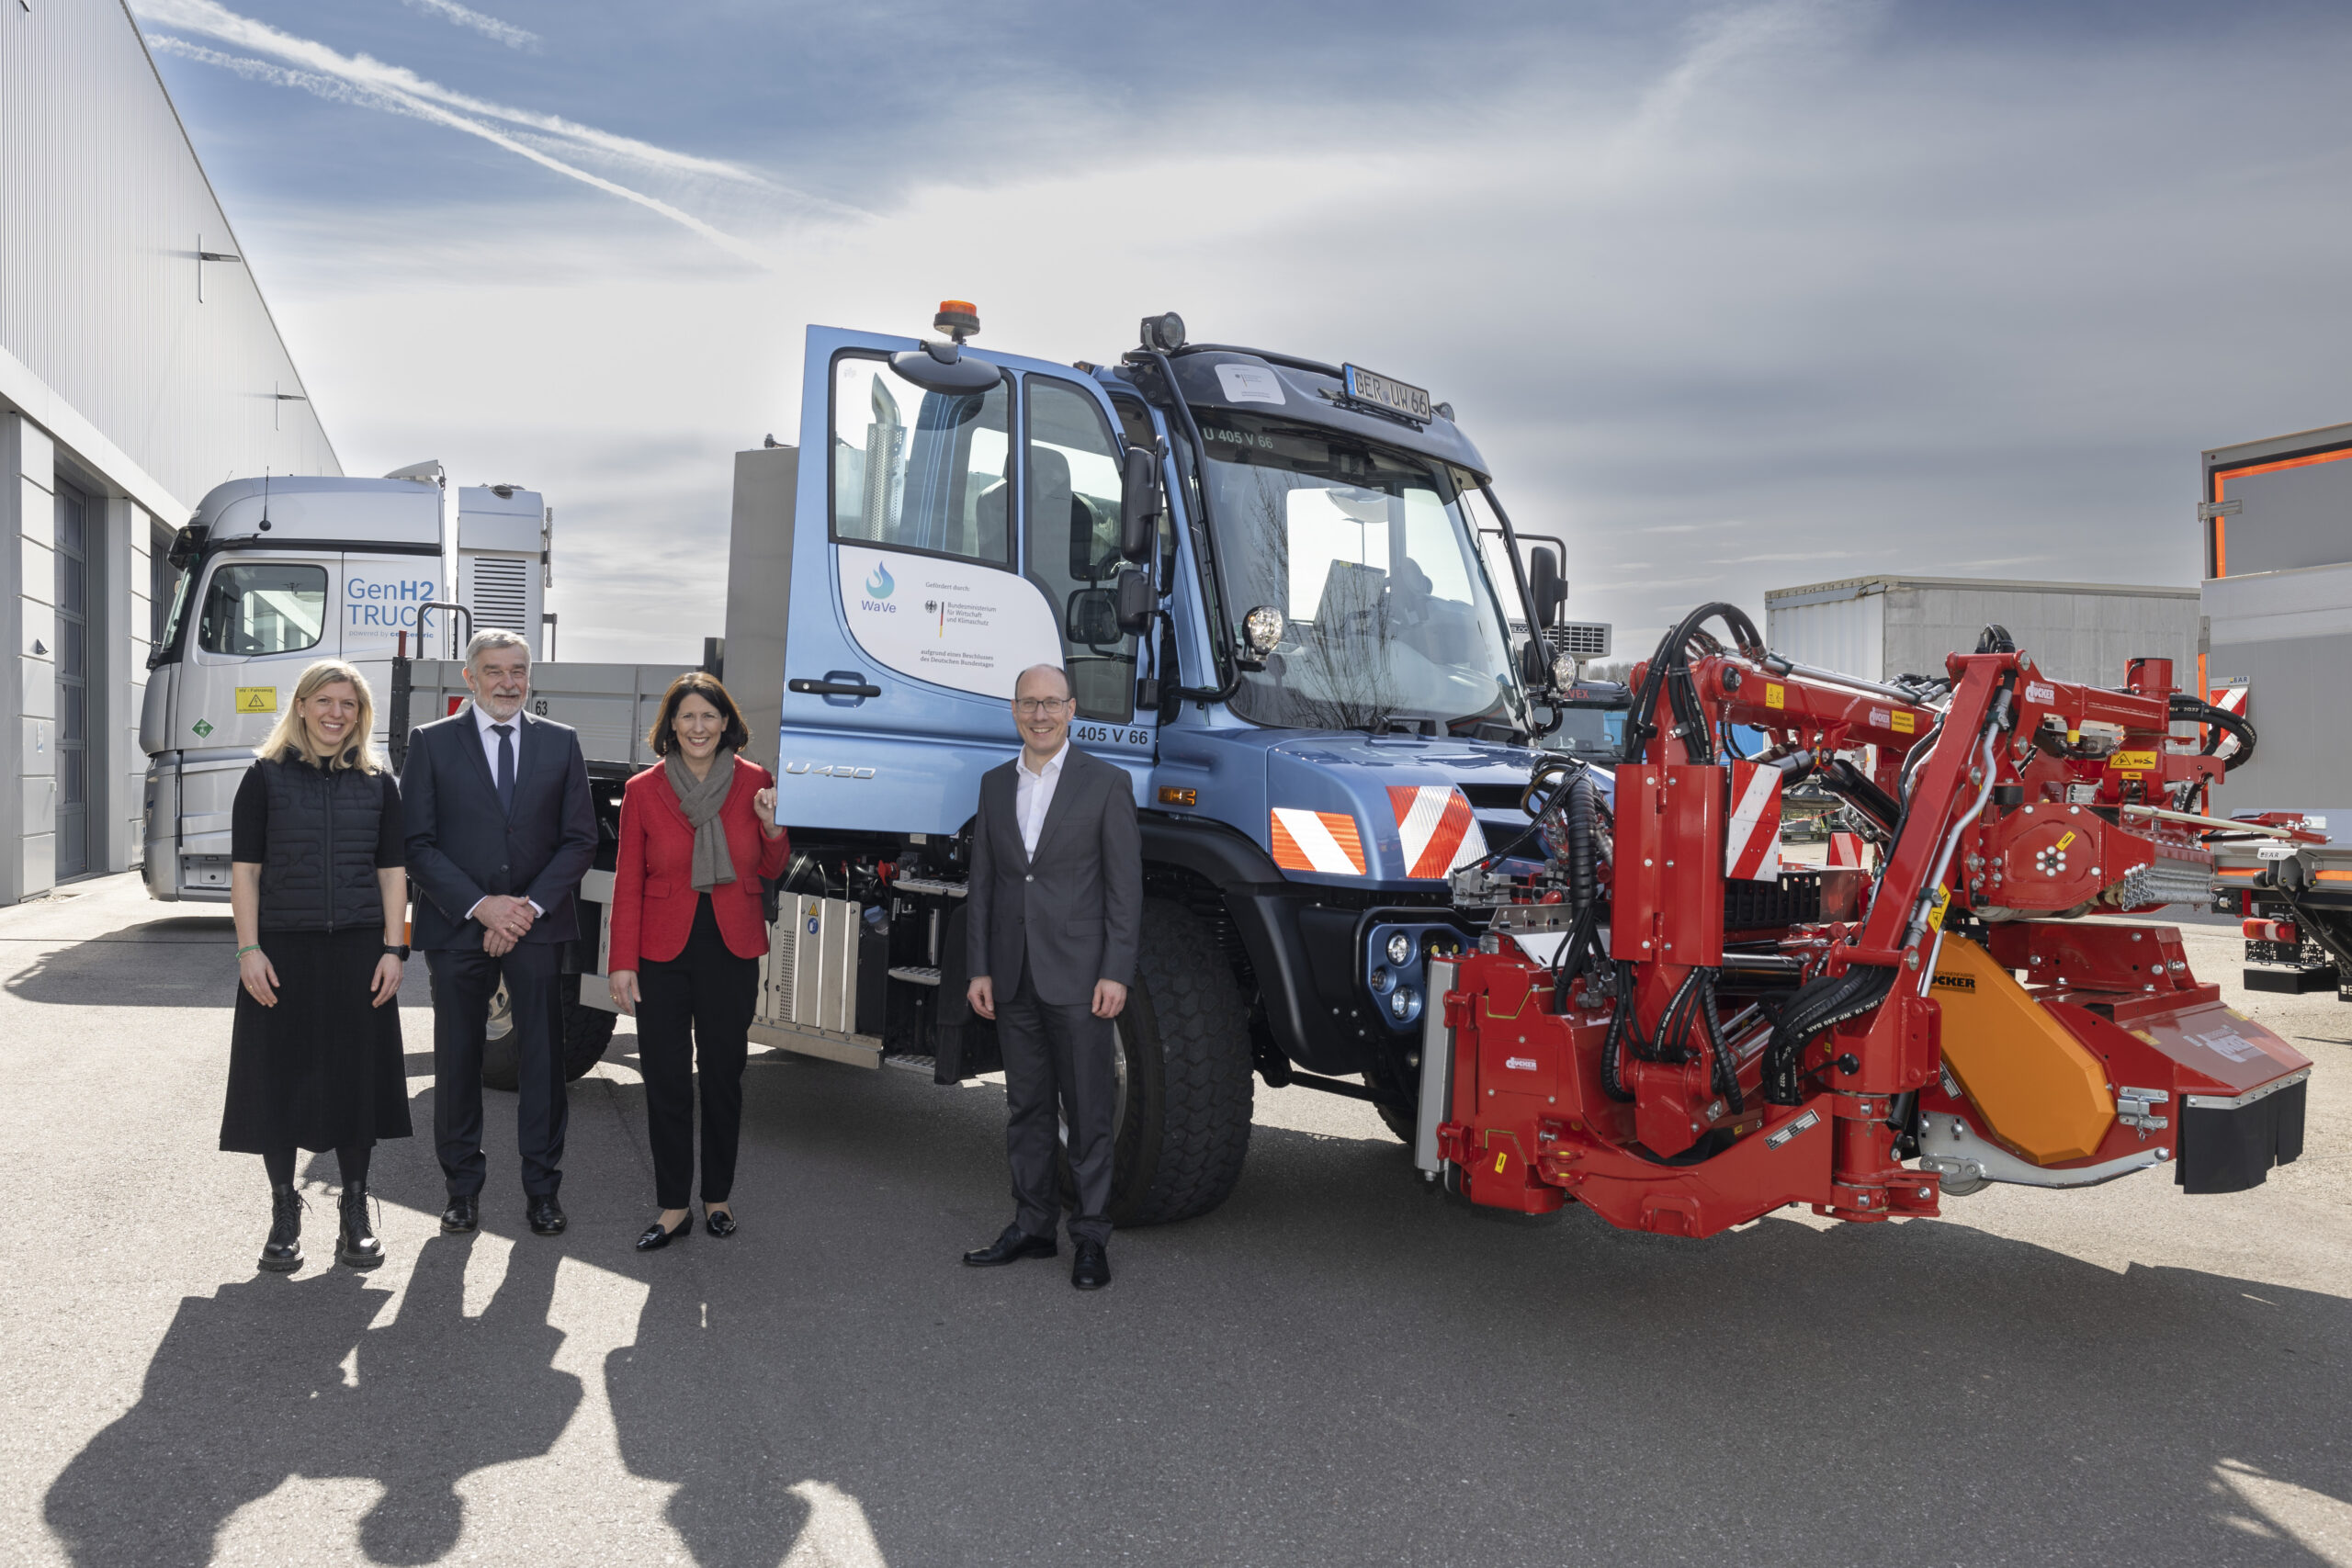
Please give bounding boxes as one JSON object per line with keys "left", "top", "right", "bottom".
{"left": 383, "top": 942, "right": 411, "bottom": 961}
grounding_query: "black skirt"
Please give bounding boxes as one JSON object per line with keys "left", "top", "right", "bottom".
{"left": 220, "top": 927, "right": 413, "bottom": 1154}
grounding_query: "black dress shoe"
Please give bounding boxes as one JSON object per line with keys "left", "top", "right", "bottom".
{"left": 636, "top": 1215, "right": 690, "bottom": 1252}
{"left": 1071, "top": 1239, "right": 1111, "bottom": 1291}
{"left": 526, "top": 1195, "right": 567, "bottom": 1236}
{"left": 337, "top": 1184, "right": 386, "bottom": 1270}
{"left": 703, "top": 1209, "right": 737, "bottom": 1238}
{"left": 260, "top": 1183, "right": 304, "bottom": 1273}
{"left": 439, "top": 1195, "right": 479, "bottom": 1235}
{"left": 962, "top": 1224, "right": 1057, "bottom": 1267}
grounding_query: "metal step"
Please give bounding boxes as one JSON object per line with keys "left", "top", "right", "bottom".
{"left": 884, "top": 1053, "right": 938, "bottom": 1077}
{"left": 888, "top": 965, "right": 942, "bottom": 987}
{"left": 891, "top": 876, "right": 967, "bottom": 898}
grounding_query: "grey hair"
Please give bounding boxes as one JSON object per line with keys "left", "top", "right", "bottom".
{"left": 464, "top": 628, "right": 533, "bottom": 668}
{"left": 1012, "top": 662, "right": 1070, "bottom": 697}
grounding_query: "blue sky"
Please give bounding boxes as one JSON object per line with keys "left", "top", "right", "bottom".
{"left": 133, "top": 0, "right": 2352, "bottom": 663}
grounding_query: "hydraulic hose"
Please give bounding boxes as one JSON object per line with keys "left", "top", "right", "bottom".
{"left": 1760, "top": 963, "right": 1897, "bottom": 1104}
{"left": 2170, "top": 692, "right": 2256, "bottom": 773}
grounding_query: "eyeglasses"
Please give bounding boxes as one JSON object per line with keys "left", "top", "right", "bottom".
{"left": 1012, "top": 697, "right": 1073, "bottom": 716}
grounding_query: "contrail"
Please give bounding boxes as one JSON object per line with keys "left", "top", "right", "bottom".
{"left": 399, "top": 0, "right": 538, "bottom": 51}
{"left": 132, "top": 0, "right": 765, "bottom": 186}
{"left": 136, "top": 20, "right": 785, "bottom": 271}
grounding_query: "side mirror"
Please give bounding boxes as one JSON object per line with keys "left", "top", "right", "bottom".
{"left": 1528, "top": 546, "right": 1566, "bottom": 629}
{"left": 888, "top": 341, "right": 1001, "bottom": 395}
{"left": 1066, "top": 588, "right": 1121, "bottom": 648}
{"left": 1519, "top": 637, "right": 1552, "bottom": 689}
{"left": 1117, "top": 446, "right": 1159, "bottom": 563}
{"left": 1115, "top": 566, "right": 1155, "bottom": 633}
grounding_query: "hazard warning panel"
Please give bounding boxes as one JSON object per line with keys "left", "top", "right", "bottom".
{"left": 1724, "top": 761, "right": 1782, "bottom": 882}
{"left": 1270, "top": 808, "right": 1367, "bottom": 876}
{"left": 1387, "top": 785, "right": 1488, "bottom": 880}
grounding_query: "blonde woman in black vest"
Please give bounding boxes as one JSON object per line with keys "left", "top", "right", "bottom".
{"left": 222, "top": 659, "right": 413, "bottom": 1273}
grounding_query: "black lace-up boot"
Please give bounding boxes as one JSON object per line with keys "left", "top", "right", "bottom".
{"left": 336, "top": 1184, "right": 384, "bottom": 1270}
{"left": 260, "top": 1184, "right": 304, "bottom": 1273}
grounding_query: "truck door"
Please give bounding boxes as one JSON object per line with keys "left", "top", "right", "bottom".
{"left": 779, "top": 330, "right": 1158, "bottom": 836}
{"left": 166, "top": 547, "right": 336, "bottom": 887}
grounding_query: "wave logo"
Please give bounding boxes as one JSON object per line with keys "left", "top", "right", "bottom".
{"left": 858, "top": 558, "right": 899, "bottom": 615}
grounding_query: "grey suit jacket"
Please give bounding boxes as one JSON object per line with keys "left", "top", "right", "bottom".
{"left": 967, "top": 744, "right": 1142, "bottom": 1009}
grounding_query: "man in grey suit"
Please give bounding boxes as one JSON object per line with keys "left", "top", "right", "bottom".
{"left": 962, "top": 663, "right": 1141, "bottom": 1290}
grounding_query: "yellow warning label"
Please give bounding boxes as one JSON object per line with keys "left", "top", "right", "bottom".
{"left": 2057, "top": 830, "right": 2076, "bottom": 851}
{"left": 233, "top": 687, "right": 277, "bottom": 714}
{"left": 2109, "top": 750, "right": 2158, "bottom": 771}
{"left": 1928, "top": 885, "right": 1951, "bottom": 931}
{"left": 1892, "top": 710, "right": 1916, "bottom": 734}
{"left": 1493, "top": 1151, "right": 1509, "bottom": 1175}
{"left": 1765, "top": 682, "right": 1785, "bottom": 709}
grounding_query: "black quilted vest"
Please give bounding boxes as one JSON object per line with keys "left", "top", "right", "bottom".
{"left": 256, "top": 758, "right": 386, "bottom": 933}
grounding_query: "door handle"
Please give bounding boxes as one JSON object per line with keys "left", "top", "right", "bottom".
{"left": 789, "top": 675, "right": 882, "bottom": 699}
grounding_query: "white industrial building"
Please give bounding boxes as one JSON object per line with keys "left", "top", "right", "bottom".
{"left": 1765, "top": 576, "right": 2200, "bottom": 690}
{"left": 1, "top": 0, "right": 337, "bottom": 903}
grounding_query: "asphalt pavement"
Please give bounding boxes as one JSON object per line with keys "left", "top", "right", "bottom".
{"left": 1, "top": 873, "right": 2346, "bottom": 1567}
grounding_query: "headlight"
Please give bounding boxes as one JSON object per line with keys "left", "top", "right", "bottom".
{"left": 1243, "top": 604, "right": 1285, "bottom": 656}
{"left": 1385, "top": 931, "right": 1414, "bottom": 966}
{"left": 1390, "top": 987, "right": 1416, "bottom": 1020}
{"left": 1370, "top": 967, "right": 1393, "bottom": 994}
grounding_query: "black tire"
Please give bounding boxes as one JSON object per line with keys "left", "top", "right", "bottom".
{"left": 1374, "top": 1097, "right": 1416, "bottom": 1145}
{"left": 1094, "top": 898, "right": 1255, "bottom": 1226}
{"left": 480, "top": 975, "right": 613, "bottom": 1091}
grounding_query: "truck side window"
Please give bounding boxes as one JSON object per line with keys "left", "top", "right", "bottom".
{"left": 1026, "top": 378, "right": 1134, "bottom": 725}
{"left": 195, "top": 563, "right": 328, "bottom": 657}
{"left": 830, "top": 354, "right": 1012, "bottom": 565}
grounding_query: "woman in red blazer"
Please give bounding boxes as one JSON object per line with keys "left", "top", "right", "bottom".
{"left": 607, "top": 672, "right": 790, "bottom": 1251}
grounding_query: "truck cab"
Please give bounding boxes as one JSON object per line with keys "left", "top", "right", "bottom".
{"left": 653, "top": 310, "right": 1581, "bottom": 1224}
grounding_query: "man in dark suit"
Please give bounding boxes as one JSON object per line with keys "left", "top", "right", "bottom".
{"left": 962, "top": 663, "right": 1142, "bottom": 1291}
{"left": 402, "top": 628, "right": 596, "bottom": 1237}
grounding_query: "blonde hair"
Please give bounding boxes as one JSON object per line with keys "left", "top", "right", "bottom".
{"left": 256, "top": 660, "right": 384, "bottom": 773}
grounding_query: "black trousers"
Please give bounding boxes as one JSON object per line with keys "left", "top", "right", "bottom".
{"left": 999, "top": 957, "right": 1116, "bottom": 1246}
{"left": 637, "top": 895, "right": 757, "bottom": 1210}
{"left": 261, "top": 1144, "right": 369, "bottom": 1189}
{"left": 427, "top": 941, "right": 567, "bottom": 1199}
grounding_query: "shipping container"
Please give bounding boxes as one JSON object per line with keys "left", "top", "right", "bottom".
{"left": 2200, "top": 419, "right": 2352, "bottom": 839}
{"left": 1765, "top": 575, "right": 2198, "bottom": 689}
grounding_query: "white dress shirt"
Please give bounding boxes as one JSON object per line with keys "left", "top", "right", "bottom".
{"left": 1015, "top": 740, "right": 1069, "bottom": 858}
{"left": 465, "top": 702, "right": 541, "bottom": 922}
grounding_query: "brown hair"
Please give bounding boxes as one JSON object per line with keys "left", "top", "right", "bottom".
{"left": 647, "top": 671, "right": 752, "bottom": 757}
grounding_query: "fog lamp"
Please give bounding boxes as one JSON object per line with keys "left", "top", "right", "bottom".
{"left": 1390, "top": 987, "right": 1416, "bottom": 1020}
{"left": 1385, "top": 931, "right": 1414, "bottom": 966}
{"left": 1370, "top": 967, "right": 1393, "bottom": 994}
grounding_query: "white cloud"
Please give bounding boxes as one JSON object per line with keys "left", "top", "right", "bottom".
{"left": 397, "top": 0, "right": 537, "bottom": 51}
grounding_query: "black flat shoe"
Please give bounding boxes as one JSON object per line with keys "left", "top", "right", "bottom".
{"left": 636, "top": 1216, "right": 690, "bottom": 1252}
{"left": 963, "top": 1224, "right": 1057, "bottom": 1267}
{"left": 439, "top": 1195, "right": 479, "bottom": 1235}
{"left": 260, "top": 1184, "right": 304, "bottom": 1273}
{"left": 703, "top": 1209, "right": 737, "bottom": 1238}
{"left": 527, "top": 1195, "right": 568, "bottom": 1236}
{"left": 337, "top": 1184, "right": 385, "bottom": 1270}
{"left": 1071, "top": 1239, "right": 1111, "bottom": 1291}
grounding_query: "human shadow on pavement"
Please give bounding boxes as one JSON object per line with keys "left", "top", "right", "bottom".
{"left": 5, "top": 918, "right": 236, "bottom": 1008}
{"left": 43, "top": 1234, "right": 579, "bottom": 1567}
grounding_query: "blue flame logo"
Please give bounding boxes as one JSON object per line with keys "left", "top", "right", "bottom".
{"left": 864, "top": 561, "right": 895, "bottom": 599}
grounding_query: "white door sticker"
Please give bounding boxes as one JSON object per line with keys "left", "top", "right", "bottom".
{"left": 1216, "top": 363, "right": 1287, "bottom": 405}
{"left": 834, "top": 546, "right": 1063, "bottom": 701}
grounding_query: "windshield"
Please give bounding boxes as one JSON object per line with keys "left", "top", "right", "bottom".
{"left": 1197, "top": 414, "right": 1528, "bottom": 733}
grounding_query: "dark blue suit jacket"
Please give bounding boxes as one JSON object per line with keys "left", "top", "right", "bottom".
{"left": 401, "top": 707, "right": 597, "bottom": 952}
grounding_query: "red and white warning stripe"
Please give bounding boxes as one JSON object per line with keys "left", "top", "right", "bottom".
{"left": 2211, "top": 682, "right": 2249, "bottom": 761}
{"left": 1270, "top": 808, "right": 1367, "bottom": 876}
{"left": 1724, "top": 761, "right": 1782, "bottom": 882}
{"left": 1388, "top": 785, "right": 1488, "bottom": 879}
{"left": 1827, "top": 831, "right": 1867, "bottom": 869}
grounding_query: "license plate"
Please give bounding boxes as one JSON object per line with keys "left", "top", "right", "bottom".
{"left": 1341, "top": 364, "right": 1433, "bottom": 423}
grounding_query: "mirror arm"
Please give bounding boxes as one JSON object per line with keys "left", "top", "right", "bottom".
{"left": 1139, "top": 347, "right": 1244, "bottom": 702}
{"left": 1478, "top": 482, "right": 1558, "bottom": 695}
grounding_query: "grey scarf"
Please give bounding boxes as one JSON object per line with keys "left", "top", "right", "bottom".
{"left": 664, "top": 749, "right": 738, "bottom": 892}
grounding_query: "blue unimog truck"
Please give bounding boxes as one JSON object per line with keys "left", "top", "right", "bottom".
{"left": 680, "top": 306, "right": 1580, "bottom": 1225}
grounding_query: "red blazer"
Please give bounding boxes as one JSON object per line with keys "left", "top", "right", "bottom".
{"left": 608, "top": 757, "right": 791, "bottom": 971}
